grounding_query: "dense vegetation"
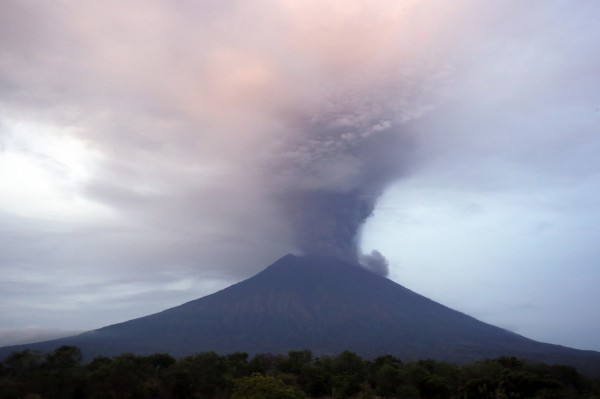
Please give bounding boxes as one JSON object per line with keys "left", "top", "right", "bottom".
{"left": 1, "top": 346, "right": 599, "bottom": 398}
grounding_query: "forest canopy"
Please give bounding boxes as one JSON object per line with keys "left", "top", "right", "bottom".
{"left": 1, "top": 346, "right": 599, "bottom": 398}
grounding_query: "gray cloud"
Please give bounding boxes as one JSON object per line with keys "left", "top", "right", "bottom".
{"left": 1, "top": 0, "right": 452, "bottom": 276}
{"left": 0, "top": 327, "right": 84, "bottom": 347}
{"left": 1, "top": 1, "right": 600, "bottom": 349}
{"left": 270, "top": 102, "right": 417, "bottom": 264}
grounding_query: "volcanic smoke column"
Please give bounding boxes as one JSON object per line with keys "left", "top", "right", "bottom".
{"left": 271, "top": 91, "right": 418, "bottom": 276}
{"left": 282, "top": 188, "right": 391, "bottom": 276}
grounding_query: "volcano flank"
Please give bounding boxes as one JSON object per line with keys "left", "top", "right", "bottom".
{"left": 2, "top": 254, "right": 600, "bottom": 374}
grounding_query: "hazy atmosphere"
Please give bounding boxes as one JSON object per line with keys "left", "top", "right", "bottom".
{"left": 1, "top": 1, "right": 599, "bottom": 351}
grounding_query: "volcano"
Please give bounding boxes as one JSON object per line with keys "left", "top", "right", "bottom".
{"left": 2, "top": 254, "right": 600, "bottom": 374}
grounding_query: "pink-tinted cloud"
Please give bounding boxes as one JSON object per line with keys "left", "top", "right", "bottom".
{"left": 1, "top": 1, "right": 600, "bottom": 348}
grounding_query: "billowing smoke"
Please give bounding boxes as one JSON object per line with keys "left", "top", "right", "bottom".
{"left": 0, "top": 0, "right": 485, "bottom": 282}
{"left": 360, "top": 250, "right": 390, "bottom": 277}
{"left": 268, "top": 83, "right": 428, "bottom": 275}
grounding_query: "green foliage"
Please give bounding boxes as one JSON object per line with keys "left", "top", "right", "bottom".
{"left": 224, "top": 352, "right": 250, "bottom": 379}
{"left": 1, "top": 347, "right": 599, "bottom": 398}
{"left": 165, "top": 351, "right": 229, "bottom": 398}
{"left": 277, "top": 349, "right": 312, "bottom": 375}
{"left": 368, "top": 354, "right": 402, "bottom": 397}
{"left": 329, "top": 351, "right": 366, "bottom": 398}
{"left": 84, "top": 353, "right": 161, "bottom": 398}
{"left": 247, "top": 352, "right": 279, "bottom": 374}
{"left": 4, "top": 350, "right": 42, "bottom": 377}
{"left": 298, "top": 357, "right": 331, "bottom": 397}
{"left": 231, "top": 373, "right": 304, "bottom": 399}
{"left": 457, "top": 357, "right": 590, "bottom": 399}
{"left": 44, "top": 345, "right": 82, "bottom": 373}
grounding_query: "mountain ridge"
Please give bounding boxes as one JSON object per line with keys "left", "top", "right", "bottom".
{"left": 2, "top": 254, "right": 600, "bottom": 375}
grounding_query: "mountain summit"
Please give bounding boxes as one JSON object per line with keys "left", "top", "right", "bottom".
{"left": 2, "top": 254, "right": 600, "bottom": 374}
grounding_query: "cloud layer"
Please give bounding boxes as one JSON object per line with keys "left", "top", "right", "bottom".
{"left": 1, "top": 0, "right": 459, "bottom": 270}
{"left": 1, "top": 1, "right": 600, "bottom": 349}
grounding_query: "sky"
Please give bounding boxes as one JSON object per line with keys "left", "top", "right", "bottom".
{"left": 1, "top": 1, "right": 599, "bottom": 351}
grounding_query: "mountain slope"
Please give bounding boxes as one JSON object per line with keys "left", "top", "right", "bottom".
{"left": 2, "top": 254, "right": 600, "bottom": 374}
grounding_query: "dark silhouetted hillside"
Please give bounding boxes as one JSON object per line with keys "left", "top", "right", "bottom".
{"left": 2, "top": 254, "right": 600, "bottom": 374}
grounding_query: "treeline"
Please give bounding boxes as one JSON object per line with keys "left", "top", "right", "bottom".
{"left": 1, "top": 346, "right": 599, "bottom": 398}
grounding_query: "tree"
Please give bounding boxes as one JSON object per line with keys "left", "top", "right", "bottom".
{"left": 248, "top": 353, "right": 279, "bottom": 374}
{"left": 145, "top": 353, "right": 176, "bottom": 371}
{"left": 3, "top": 350, "right": 41, "bottom": 377}
{"left": 370, "top": 354, "right": 403, "bottom": 397}
{"left": 298, "top": 358, "right": 331, "bottom": 398}
{"left": 84, "top": 353, "right": 161, "bottom": 399}
{"left": 164, "top": 351, "right": 230, "bottom": 398}
{"left": 372, "top": 364, "right": 401, "bottom": 397}
{"left": 330, "top": 351, "right": 366, "bottom": 398}
{"left": 232, "top": 373, "right": 304, "bottom": 399}
{"left": 42, "top": 346, "right": 85, "bottom": 399}
{"left": 44, "top": 346, "right": 82, "bottom": 373}
{"left": 224, "top": 352, "right": 250, "bottom": 380}
{"left": 278, "top": 350, "right": 313, "bottom": 375}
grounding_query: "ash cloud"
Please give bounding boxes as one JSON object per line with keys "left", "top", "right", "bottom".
{"left": 0, "top": 1, "right": 470, "bottom": 280}
{"left": 262, "top": 67, "right": 437, "bottom": 272}
{"left": 360, "top": 250, "right": 389, "bottom": 277}
{"left": 4, "top": 0, "right": 600, "bottom": 333}
{"left": 271, "top": 107, "right": 416, "bottom": 272}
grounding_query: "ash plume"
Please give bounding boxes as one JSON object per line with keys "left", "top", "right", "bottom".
{"left": 360, "top": 250, "right": 389, "bottom": 277}
{"left": 269, "top": 86, "right": 424, "bottom": 275}
{"left": 0, "top": 0, "right": 463, "bottom": 283}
